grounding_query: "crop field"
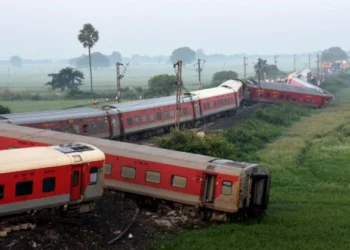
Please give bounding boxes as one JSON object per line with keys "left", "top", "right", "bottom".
{"left": 148, "top": 85, "right": 350, "bottom": 249}
{"left": 0, "top": 58, "right": 312, "bottom": 113}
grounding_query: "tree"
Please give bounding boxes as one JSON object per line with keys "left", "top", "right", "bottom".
{"left": 75, "top": 52, "right": 110, "bottom": 69}
{"left": 196, "top": 49, "right": 207, "bottom": 59}
{"left": 144, "top": 74, "right": 177, "bottom": 98}
{"left": 10, "top": 56, "right": 22, "bottom": 67}
{"left": 109, "top": 51, "right": 122, "bottom": 65}
{"left": 322, "top": 47, "right": 349, "bottom": 62}
{"left": 0, "top": 105, "right": 11, "bottom": 114}
{"left": 211, "top": 70, "right": 239, "bottom": 87}
{"left": 78, "top": 23, "right": 99, "bottom": 92}
{"left": 170, "top": 47, "right": 196, "bottom": 64}
{"left": 46, "top": 67, "right": 84, "bottom": 92}
{"left": 253, "top": 61, "right": 286, "bottom": 80}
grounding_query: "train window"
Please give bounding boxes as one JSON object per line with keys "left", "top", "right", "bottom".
{"left": 105, "top": 163, "right": 112, "bottom": 175}
{"left": 259, "top": 92, "right": 264, "bottom": 97}
{"left": 183, "top": 108, "right": 188, "bottom": 115}
{"left": 16, "top": 181, "right": 33, "bottom": 197}
{"left": 91, "top": 123, "right": 97, "bottom": 132}
{"left": 146, "top": 171, "right": 161, "bottom": 184}
{"left": 312, "top": 98, "right": 316, "bottom": 103}
{"left": 82, "top": 124, "right": 88, "bottom": 133}
{"left": 8, "top": 146, "right": 17, "bottom": 149}
{"left": 273, "top": 94, "right": 278, "bottom": 99}
{"left": 170, "top": 110, "right": 175, "bottom": 117}
{"left": 222, "top": 180, "right": 232, "bottom": 196}
{"left": 65, "top": 127, "right": 72, "bottom": 133}
{"left": 219, "top": 100, "right": 223, "bottom": 105}
{"left": 42, "top": 177, "right": 55, "bottom": 193}
{"left": 286, "top": 95, "right": 290, "bottom": 101}
{"left": 0, "top": 185, "right": 4, "bottom": 199}
{"left": 224, "top": 99, "right": 227, "bottom": 105}
{"left": 98, "top": 122, "right": 105, "bottom": 131}
{"left": 89, "top": 167, "right": 98, "bottom": 185}
{"left": 230, "top": 98, "right": 233, "bottom": 103}
{"left": 135, "top": 116, "right": 140, "bottom": 124}
{"left": 299, "top": 97, "right": 303, "bottom": 102}
{"left": 72, "top": 171, "right": 79, "bottom": 187}
{"left": 279, "top": 94, "right": 284, "bottom": 99}
{"left": 142, "top": 115, "right": 147, "bottom": 122}
{"left": 156, "top": 112, "right": 162, "bottom": 120}
{"left": 127, "top": 117, "right": 133, "bottom": 125}
{"left": 55, "top": 128, "right": 61, "bottom": 132}
{"left": 121, "top": 166, "right": 136, "bottom": 179}
{"left": 209, "top": 102, "right": 214, "bottom": 108}
{"left": 292, "top": 97, "right": 297, "bottom": 102}
{"left": 73, "top": 125, "right": 80, "bottom": 134}
{"left": 171, "top": 175, "right": 187, "bottom": 188}
{"left": 164, "top": 111, "right": 168, "bottom": 118}
{"left": 265, "top": 93, "right": 270, "bottom": 98}
{"left": 305, "top": 98, "right": 310, "bottom": 103}
{"left": 149, "top": 114, "right": 154, "bottom": 121}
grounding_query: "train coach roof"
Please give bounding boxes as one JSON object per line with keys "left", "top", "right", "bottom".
{"left": 0, "top": 123, "right": 254, "bottom": 175}
{"left": 219, "top": 80, "right": 243, "bottom": 91}
{"left": 0, "top": 107, "right": 107, "bottom": 125}
{"left": 0, "top": 143, "right": 105, "bottom": 174}
{"left": 189, "top": 86, "right": 234, "bottom": 99}
{"left": 101, "top": 95, "right": 199, "bottom": 112}
{"left": 248, "top": 81, "right": 332, "bottom": 96}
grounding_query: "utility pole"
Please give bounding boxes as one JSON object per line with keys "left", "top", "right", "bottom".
{"left": 258, "top": 58, "right": 262, "bottom": 108}
{"left": 317, "top": 54, "right": 320, "bottom": 85}
{"left": 116, "top": 62, "right": 129, "bottom": 103}
{"left": 293, "top": 54, "right": 297, "bottom": 71}
{"left": 274, "top": 55, "right": 278, "bottom": 66}
{"left": 174, "top": 60, "right": 183, "bottom": 130}
{"left": 243, "top": 57, "right": 247, "bottom": 81}
{"left": 197, "top": 59, "right": 205, "bottom": 89}
{"left": 308, "top": 54, "right": 311, "bottom": 69}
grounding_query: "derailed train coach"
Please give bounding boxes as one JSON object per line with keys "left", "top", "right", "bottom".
{"left": 0, "top": 123, "right": 271, "bottom": 221}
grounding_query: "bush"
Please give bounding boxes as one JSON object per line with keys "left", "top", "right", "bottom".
{"left": 152, "top": 103, "right": 310, "bottom": 162}
{"left": 0, "top": 105, "right": 11, "bottom": 114}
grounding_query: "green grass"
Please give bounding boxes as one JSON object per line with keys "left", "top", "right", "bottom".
{"left": 147, "top": 75, "right": 350, "bottom": 250}
{"left": 148, "top": 102, "right": 350, "bottom": 250}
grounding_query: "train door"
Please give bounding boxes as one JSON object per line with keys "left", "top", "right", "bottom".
{"left": 70, "top": 164, "right": 84, "bottom": 201}
{"left": 249, "top": 173, "right": 270, "bottom": 211}
{"left": 106, "top": 111, "right": 121, "bottom": 138}
{"left": 194, "top": 101, "right": 201, "bottom": 118}
{"left": 202, "top": 174, "right": 217, "bottom": 204}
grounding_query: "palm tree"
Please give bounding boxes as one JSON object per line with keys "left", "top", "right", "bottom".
{"left": 78, "top": 23, "right": 99, "bottom": 93}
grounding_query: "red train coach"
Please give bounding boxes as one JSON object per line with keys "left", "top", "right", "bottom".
{"left": 0, "top": 80, "right": 243, "bottom": 142}
{"left": 0, "top": 143, "right": 105, "bottom": 224}
{"left": 0, "top": 123, "right": 270, "bottom": 221}
{"left": 243, "top": 80, "right": 334, "bottom": 108}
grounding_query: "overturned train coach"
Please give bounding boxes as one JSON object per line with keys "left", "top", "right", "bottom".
{"left": 0, "top": 123, "right": 271, "bottom": 221}
{"left": 0, "top": 143, "right": 105, "bottom": 220}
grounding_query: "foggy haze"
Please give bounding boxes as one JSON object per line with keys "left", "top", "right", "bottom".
{"left": 1, "top": 0, "right": 349, "bottom": 60}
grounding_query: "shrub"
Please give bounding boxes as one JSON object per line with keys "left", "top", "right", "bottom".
{"left": 0, "top": 105, "right": 11, "bottom": 114}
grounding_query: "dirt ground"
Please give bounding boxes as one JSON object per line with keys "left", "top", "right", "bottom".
{"left": 0, "top": 191, "right": 162, "bottom": 250}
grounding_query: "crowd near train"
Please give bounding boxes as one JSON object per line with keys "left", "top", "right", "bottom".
{"left": 0, "top": 123, "right": 270, "bottom": 232}
{"left": 0, "top": 79, "right": 334, "bottom": 141}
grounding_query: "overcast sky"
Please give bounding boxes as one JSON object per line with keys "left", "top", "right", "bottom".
{"left": 0, "top": 0, "right": 349, "bottom": 59}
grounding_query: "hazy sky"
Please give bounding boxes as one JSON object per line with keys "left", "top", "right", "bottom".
{"left": 1, "top": 0, "right": 349, "bottom": 59}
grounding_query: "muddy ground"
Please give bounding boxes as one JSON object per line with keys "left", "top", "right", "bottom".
{"left": 0, "top": 191, "right": 205, "bottom": 250}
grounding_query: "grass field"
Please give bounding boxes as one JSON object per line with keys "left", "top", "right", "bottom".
{"left": 0, "top": 58, "right": 313, "bottom": 113}
{"left": 147, "top": 87, "right": 350, "bottom": 249}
